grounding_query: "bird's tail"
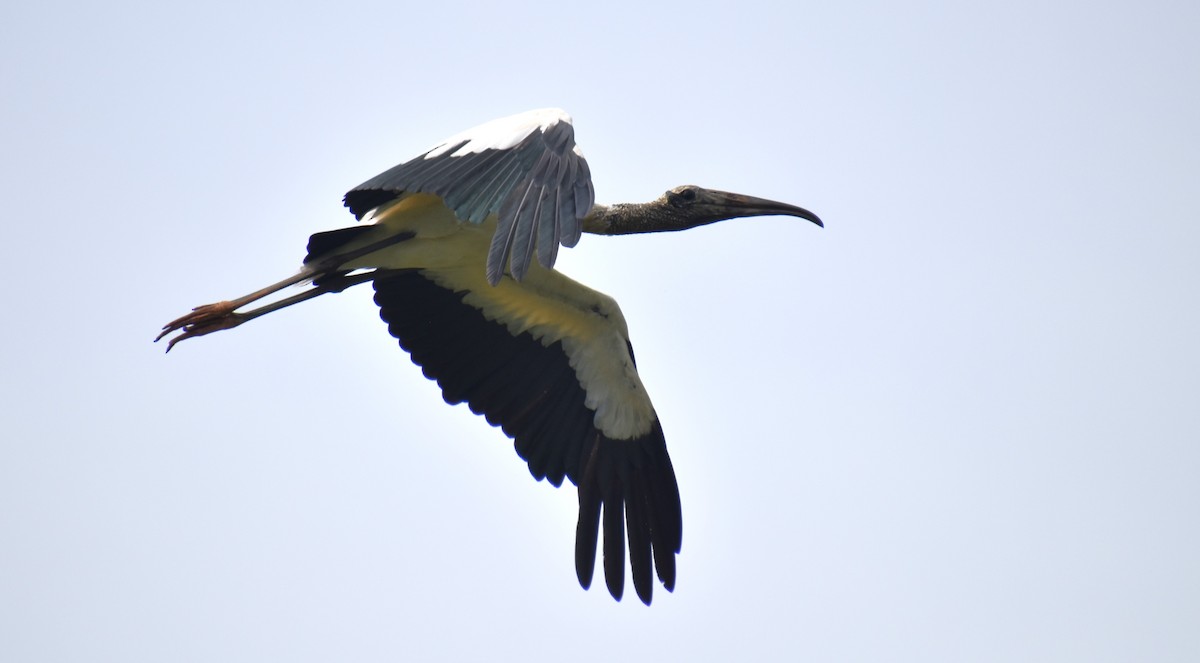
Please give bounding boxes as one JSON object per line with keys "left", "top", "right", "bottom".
{"left": 303, "top": 226, "right": 415, "bottom": 289}
{"left": 304, "top": 226, "right": 379, "bottom": 265}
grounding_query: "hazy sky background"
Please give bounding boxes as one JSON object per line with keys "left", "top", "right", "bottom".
{"left": 3, "top": 1, "right": 1198, "bottom": 661}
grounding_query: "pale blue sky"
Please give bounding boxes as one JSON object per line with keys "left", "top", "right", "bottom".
{"left": 3, "top": 1, "right": 1198, "bottom": 661}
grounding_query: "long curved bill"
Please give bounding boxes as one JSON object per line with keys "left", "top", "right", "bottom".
{"left": 703, "top": 189, "right": 824, "bottom": 227}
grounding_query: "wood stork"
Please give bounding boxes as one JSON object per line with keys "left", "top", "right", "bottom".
{"left": 157, "top": 108, "right": 822, "bottom": 605}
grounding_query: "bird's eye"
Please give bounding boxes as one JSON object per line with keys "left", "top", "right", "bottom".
{"left": 669, "top": 187, "right": 698, "bottom": 207}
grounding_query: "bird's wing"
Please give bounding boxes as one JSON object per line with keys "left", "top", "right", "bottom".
{"left": 344, "top": 108, "right": 595, "bottom": 285}
{"left": 372, "top": 267, "right": 681, "bottom": 605}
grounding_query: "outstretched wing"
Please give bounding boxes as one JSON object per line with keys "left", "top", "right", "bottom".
{"left": 344, "top": 108, "right": 595, "bottom": 285}
{"left": 372, "top": 268, "right": 682, "bottom": 605}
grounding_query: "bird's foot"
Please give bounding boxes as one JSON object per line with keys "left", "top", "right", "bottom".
{"left": 156, "top": 301, "right": 246, "bottom": 352}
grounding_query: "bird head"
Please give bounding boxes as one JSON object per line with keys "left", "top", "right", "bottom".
{"left": 657, "top": 185, "right": 823, "bottom": 231}
{"left": 582, "top": 185, "right": 822, "bottom": 236}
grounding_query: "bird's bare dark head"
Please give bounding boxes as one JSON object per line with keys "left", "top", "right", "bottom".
{"left": 660, "top": 185, "right": 823, "bottom": 229}
{"left": 584, "top": 186, "right": 822, "bottom": 236}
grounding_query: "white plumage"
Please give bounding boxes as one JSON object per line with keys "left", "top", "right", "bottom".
{"left": 424, "top": 108, "right": 573, "bottom": 158}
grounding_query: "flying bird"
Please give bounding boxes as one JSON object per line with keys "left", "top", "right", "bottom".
{"left": 157, "top": 108, "right": 822, "bottom": 604}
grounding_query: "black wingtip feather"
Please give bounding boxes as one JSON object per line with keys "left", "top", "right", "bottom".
{"left": 573, "top": 421, "right": 681, "bottom": 605}
{"left": 603, "top": 499, "right": 626, "bottom": 601}
{"left": 626, "top": 475, "right": 654, "bottom": 605}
